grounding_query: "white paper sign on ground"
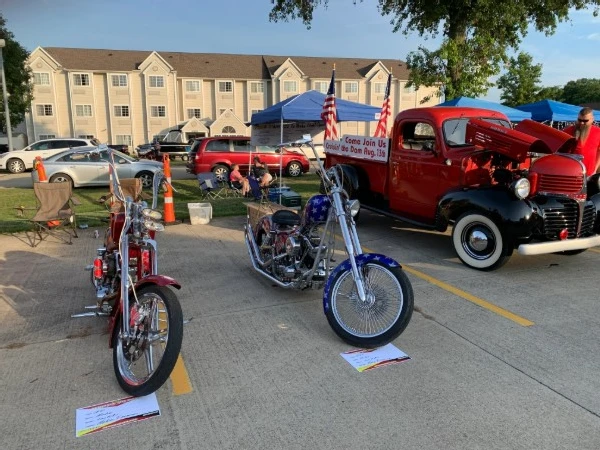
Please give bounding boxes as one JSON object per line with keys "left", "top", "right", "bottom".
{"left": 324, "top": 135, "right": 390, "bottom": 163}
{"left": 75, "top": 393, "right": 160, "bottom": 437}
{"left": 341, "top": 343, "right": 410, "bottom": 372}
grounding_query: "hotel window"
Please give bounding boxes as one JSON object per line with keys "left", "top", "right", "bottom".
{"left": 187, "top": 108, "right": 202, "bottom": 119}
{"left": 219, "top": 108, "right": 227, "bottom": 115}
{"left": 250, "top": 82, "right": 264, "bottom": 93}
{"left": 221, "top": 126, "right": 236, "bottom": 134}
{"left": 186, "top": 80, "right": 200, "bottom": 92}
{"left": 116, "top": 135, "right": 133, "bottom": 146}
{"left": 314, "top": 81, "right": 328, "bottom": 94}
{"left": 251, "top": 109, "right": 262, "bottom": 115}
{"left": 114, "top": 105, "right": 130, "bottom": 117}
{"left": 75, "top": 105, "right": 93, "bottom": 117}
{"left": 374, "top": 83, "right": 386, "bottom": 94}
{"left": 283, "top": 80, "right": 297, "bottom": 93}
{"left": 344, "top": 82, "right": 358, "bottom": 94}
{"left": 78, "top": 135, "right": 95, "bottom": 139}
{"left": 151, "top": 105, "right": 166, "bottom": 117}
{"left": 36, "top": 104, "right": 54, "bottom": 116}
{"left": 73, "top": 73, "right": 90, "bottom": 86}
{"left": 33, "top": 72, "right": 50, "bottom": 85}
{"left": 218, "top": 81, "right": 233, "bottom": 93}
{"left": 111, "top": 74, "right": 128, "bottom": 87}
{"left": 149, "top": 75, "right": 164, "bottom": 88}
{"left": 39, "top": 134, "right": 56, "bottom": 140}
{"left": 403, "top": 84, "right": 415, "bottom": 93}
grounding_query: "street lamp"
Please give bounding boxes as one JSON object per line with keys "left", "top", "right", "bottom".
{"left": 0, "top": 39, "right": 13, "bottom": 151}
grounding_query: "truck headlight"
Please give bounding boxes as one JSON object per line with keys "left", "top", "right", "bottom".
{"left": 347, "top": 199, "right": 360, "bottom": 217}
{"left": 512, "top": 178, "right": 530, "bottom": 199}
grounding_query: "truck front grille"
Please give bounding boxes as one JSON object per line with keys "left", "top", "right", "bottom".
{"left": 537, "top": 173, "right": 584, "bottom": 195}
{"left": 541, "top": 199, "right": 595, "bottom": 239}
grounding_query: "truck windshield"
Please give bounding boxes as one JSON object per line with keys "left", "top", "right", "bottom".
{"left": 443, "top": 118, "right": 511, "bottom": 147}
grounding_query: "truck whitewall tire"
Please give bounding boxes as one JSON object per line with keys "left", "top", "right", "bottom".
{"left": 452, "top": 213, "right": 511, "bottom": 271}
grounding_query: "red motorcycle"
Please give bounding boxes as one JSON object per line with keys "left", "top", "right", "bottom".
{"left": 75, "top": 147, "right": 183, "bottom": 396}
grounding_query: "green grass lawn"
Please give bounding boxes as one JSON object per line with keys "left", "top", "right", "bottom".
{"left": 0, "top": 174, "right": 322, "bottom": 234}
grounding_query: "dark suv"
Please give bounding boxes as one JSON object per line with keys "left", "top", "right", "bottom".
{"left": 186, "top": 136, "right": 310, "bottom": 180}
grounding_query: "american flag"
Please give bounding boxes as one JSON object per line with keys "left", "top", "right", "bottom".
{"left": 321, "top": 67, "right": 338, "bottom": 141}
{"left": 374, "top": 73, "right": 392, "bottom": 138}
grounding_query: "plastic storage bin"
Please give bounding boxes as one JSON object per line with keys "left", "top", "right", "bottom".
{"left": 188, "top": 202, "right": 212, "bottom": 225}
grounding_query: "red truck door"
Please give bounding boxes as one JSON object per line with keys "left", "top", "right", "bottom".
{"left": 389, "top": 120, "right": 443, "bottom": 223}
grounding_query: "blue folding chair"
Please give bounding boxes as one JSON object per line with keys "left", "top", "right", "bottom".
{"left": 197, "top": 172, "right": 225, "bottom": 199}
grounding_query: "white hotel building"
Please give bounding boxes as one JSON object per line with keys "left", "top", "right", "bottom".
{"left": 20, "top": 47, "right": 439, "bottom": 148}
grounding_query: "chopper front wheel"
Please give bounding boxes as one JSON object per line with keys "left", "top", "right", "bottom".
{"left": 112, "top": 285, "right": 183, "bottom": 396}
{"left": 325, "top": 261, "right": 413, "bottom": 349}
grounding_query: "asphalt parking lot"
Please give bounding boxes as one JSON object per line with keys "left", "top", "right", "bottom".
{"left": 1, "top": 209, "right": 600, "bottom": 449}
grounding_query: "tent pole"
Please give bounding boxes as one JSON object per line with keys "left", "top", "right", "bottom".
{"left": 279, "top": 115, "right": 283, "bottom": 204}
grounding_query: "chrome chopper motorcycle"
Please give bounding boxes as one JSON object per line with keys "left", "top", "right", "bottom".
{"left": 75, "top": 147, "right": 183, "bottom": 396}
{"left": 245, "top": 136, "right": 414, "bottom": 348}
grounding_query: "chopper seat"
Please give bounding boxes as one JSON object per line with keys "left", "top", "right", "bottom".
{"left": 272, "top": 209, "right": 301, "bottom": 226}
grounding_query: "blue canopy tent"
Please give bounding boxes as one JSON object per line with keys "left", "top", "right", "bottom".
{"left": 437, "top": 96, "right": 531, "bottom": 122}
{"left": 515, "top": 99, "right": 600, "bottom": 123}
{"left": 250, "top": 90, "right": 381, "bottom": 201}
{"left": 250, "top": 90, "right": 381, "bottom": 125}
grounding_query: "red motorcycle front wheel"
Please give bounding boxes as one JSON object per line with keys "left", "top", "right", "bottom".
{"left": 112, "top": 285, "right": 183, "bottom": 396}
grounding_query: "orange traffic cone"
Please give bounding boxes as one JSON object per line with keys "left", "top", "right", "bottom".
{"left": 162, "top": 154, "right": 179, "bottom": 224}
{"left": 34, "top": 156, "right": 48, "bottom": 182}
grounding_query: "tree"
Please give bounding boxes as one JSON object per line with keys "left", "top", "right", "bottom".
{"left": 268, "top": 1, "right": 600, "bottom": 101}
{"left": 535, "top": 86, "right": 564, "bottom": 102}
{"left": 0, "top": 14, "right": 33, "bottom": 134}
{"left": 562, "top": 78, "right": 600, "bottom": 105}
{"left": 496, "top": 53, "right": 542, "bottom": 107}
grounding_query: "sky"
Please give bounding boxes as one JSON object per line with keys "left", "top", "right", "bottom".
{"left": 2, "top": 0, "right": 600, "bottom": 103}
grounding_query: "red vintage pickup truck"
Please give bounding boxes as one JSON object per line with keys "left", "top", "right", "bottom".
{"left": 325, "top": 106, "right": 600, "bottom": 270}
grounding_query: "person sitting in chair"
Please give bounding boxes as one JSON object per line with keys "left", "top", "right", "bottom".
{"left": 252, "top": 156, "right": 273, "bottom": 187}
{"left": 230, "top": 163, "right": 250, "bottom": 196}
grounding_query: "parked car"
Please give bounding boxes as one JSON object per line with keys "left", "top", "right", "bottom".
{"left": 186, "top": 136, "right": 310, "bottom": 180}
{"left": 32, "top": 147, "right": 163, "bottom": 188}
{"left": 136, "top": 129, "right": 191, "bottom": 161}
{"left": 0, "top": 137, "right": 101, "bottom": 173}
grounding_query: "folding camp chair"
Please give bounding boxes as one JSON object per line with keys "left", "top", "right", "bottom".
{"left": 28, "top": 182, "right": 80, "bottom": 247}
{"left": 248, "top": 173, "right": 278, "bottom": 204}
{"left": 225, "top": 179, "right": 243, "bottom": 198}
{"left": 197, "top": 172, "right": 225, "bottom": 199}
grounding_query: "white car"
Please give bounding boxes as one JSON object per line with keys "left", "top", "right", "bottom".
{"left": 32, "top": 147, "right": 164, "bottom": 188}
{"left": 0, "top": 137, "right": 100, "bottom": 173}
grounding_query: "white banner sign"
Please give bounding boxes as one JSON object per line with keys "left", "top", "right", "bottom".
{"left": 324, "top": 134, "right": 390, "bottom": 163}
{"left": 250, "top": 121, "right": 324, "bottom": 146}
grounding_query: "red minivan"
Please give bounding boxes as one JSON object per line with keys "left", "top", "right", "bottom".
{"left": 185, "top": 136, "right": 310, "bottom": 180}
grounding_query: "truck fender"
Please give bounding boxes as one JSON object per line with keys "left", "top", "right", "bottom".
{"left": 436, "top": 187, "right": 536, "bottom": 240}
{"left": 322, "top": 253, "right": 401, "bottom": 314}
{"left": 337, "top": 164, "right": 360, "bottom": 193}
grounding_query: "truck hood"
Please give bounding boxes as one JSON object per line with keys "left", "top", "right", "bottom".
{"left": 465, "top": 118, "right": 576, "bottom": 163}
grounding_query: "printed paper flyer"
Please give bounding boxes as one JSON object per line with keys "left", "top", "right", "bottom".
{"left": 75, "top": 393, "right": 160, "bottom": 437}
{"left": 341, "top": 343, "right": 410, "bottom": 372}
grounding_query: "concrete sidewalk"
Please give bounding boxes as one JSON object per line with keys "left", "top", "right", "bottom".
{"left": 1, "top": 214, "right": 600, "bottom": 449}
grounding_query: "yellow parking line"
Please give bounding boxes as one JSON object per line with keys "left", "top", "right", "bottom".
{"left": 588, "top": 248, "right": 600, "bottom": 254}
{"left": 401, "top": 265, "right": 534, "bottom": 327}
{"left": 171, "top": 354, "right": 193, "bottom": 395}
{"left": 357, "top": 241, "right": 534, "bottom": 327}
